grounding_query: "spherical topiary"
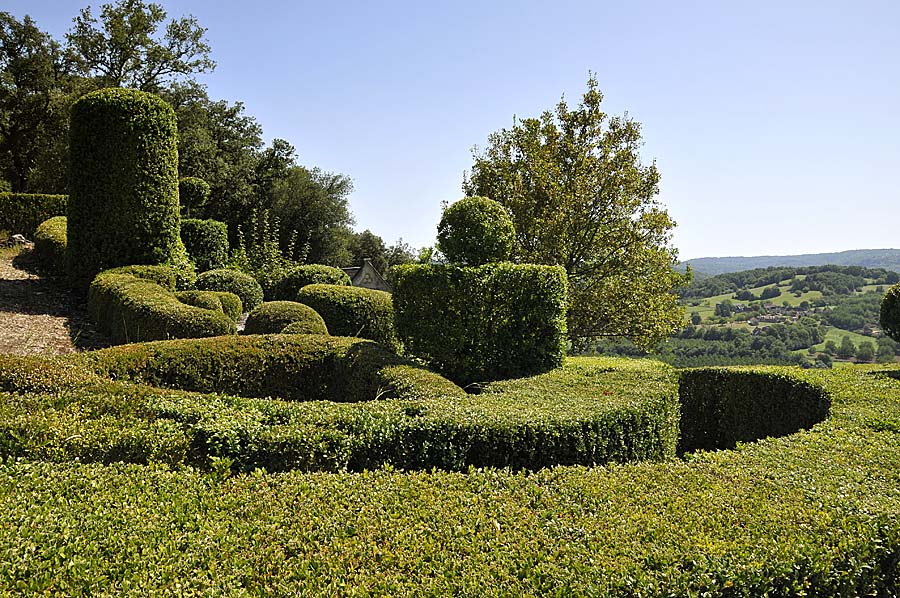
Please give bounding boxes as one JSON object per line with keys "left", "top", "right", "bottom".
{"left": 180, "top": 218, "right": 229, "bottom": 272}
{"left": 296, "top": 284, "right": 397, "bottom": 349}
{"left": 68, "top": 88, "right": 180, "bottom": 288}
{"left": 178, "top": 177, "right": 211, "bottom": 219}
{"left": 244, "top": 301, "right": 328, "bottom": 335}
{"left": 436, "top": 196, "right": 515, "bottom": 266}
{"left": 271, "top": 264, "right": 351, "bottom": 301}
{"left": 881, "top": 283, "right": 900, "bottom": 342}
{"left": 195, "top": 268, "right": 264, "bottom": 312}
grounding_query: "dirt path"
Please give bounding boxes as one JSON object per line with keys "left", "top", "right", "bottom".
{"left": 0, "top": 247, "right": 109, "bottom": 355}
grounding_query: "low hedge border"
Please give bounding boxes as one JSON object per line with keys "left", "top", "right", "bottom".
{"left": 196, "top": 268, "right": 264, "bottom": 312}
{"left": 0, "top": 193, "right": 67, "bottom": 237}
{"left": 87, "top": 266, "right": 237, "bottom": 344}
{"left": 0, "top": 365, "right": 898, "bottom": 594}
{"left": 243, "top": 301, "right": 328, "bottom": 335}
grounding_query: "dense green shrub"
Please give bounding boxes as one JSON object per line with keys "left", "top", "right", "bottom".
{"left": 0, "top": 193, "right": 67, "bottom": 237}
{"left": 180, "top": 218, "right": 228, "bottom": 272}
{"left": 881, "top": 282, "right": 900, "bottom": 341}
{"left": 196, "top": 268, "right": 264, "bottom": 312}
{"left": 67, "top": 88, "right": 181, "bottom": 288}
{"left": 33, "top": 216, "right": 67, "bottom": 275}
{"left": 297, "top": 284, "right": 397, "bottom": 349}
{"left": 88, "top": 268, "right": 236, "bottom": 344}
{"left": 174, "top": 291, "right": 242, "bottom": 322}
{"left": 436, "top": 196, "right": 515, "bottom": 265}
{"left": 243, "top": 301, "right": 328, "bottom": 335}
{"left": 392, "top": 262, "right": 568, "bottom": 386}
{"left": 271, "top": 264, "right": 350, "bottom": 301}
{"left": 178, "top": 177, "right": 211, "bottom": 219}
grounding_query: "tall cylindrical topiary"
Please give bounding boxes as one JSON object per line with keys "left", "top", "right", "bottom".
{"left": 436, "top": 196, "right": 515, "bottom": 265}
{"left": 68, "top": 88, "right": 181, "bottom": 288}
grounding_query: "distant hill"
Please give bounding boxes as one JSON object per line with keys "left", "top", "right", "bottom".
{"left": 681, "top": 249, "right": 900, "bottom": 276}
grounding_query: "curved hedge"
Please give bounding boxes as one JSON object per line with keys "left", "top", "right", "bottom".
{"left": 196, "top": 268, "right": 264, "bottom": 312}
{"left": 244, "top": 301, "right": 328, "bottom": 335}
{"left": 174, "top": 290, "right": 243, "bottom": 321}
{"left": 68, "top": 88, "right": 181, "bottom": 288}
{"left": 88, "top": 267, "right": 237, "bottom": 344}
{"left": 33, "top": 216, "right": 67, "bottom": 275}
{"left": 0, "top": 193, "right": 67, "bottom": 237}
{"left": 180, "top": 218, "right": 228, "bottom": 272}
{"left": 271, "top": 264, "right": 350, "bottom": 301}
{"left": 297, "top": 284, "right": 397, "bottom": 349}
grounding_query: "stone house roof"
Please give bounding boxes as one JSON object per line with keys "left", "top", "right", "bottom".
{"left": 342, "top": 258, "right": 392, "bottom": 292}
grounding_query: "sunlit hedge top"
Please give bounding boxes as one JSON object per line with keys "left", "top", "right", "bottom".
{"left": 437, "top": 196, "right": 515, "bottom": 265}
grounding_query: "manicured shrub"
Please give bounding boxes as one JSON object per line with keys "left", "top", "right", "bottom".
{"left": 392, "top": 262, "right": 568, "bottom": 386}
{"left": 67, "top": 88, "right": 181, "bottom": 288}
{"left": 881, "top": 282, "right": 900, "bottom": 341}
{"left": 270, "top": 264, "right": 350, "bottom": 301}
{"left": 174, "top": 291, "right": 242, "bottom": 322}
{"left": 296, "top": 284, "right": 397, "bottom": 349}
{"left": 196, "top": 268, "right": 263, "bottom": 312}
{"left": 180, "top": 218, "right": 228, "bottom": 272}
{"left": 178, "top": 177, "right": 211, "bottom": 218}
{"left": 244, "top": 301, "right": 328, "bottom": 335}
{"left": 88, "top": 268, "right": 236, "bottom": 344}
{"left": 0, "top": 193, "right": 67, "bottom": 237}
{"left": 33, "top": 216, "right": 67, "bottom": 275}
{"left": 436, "top": 196, "right": 515, "bottom": 265}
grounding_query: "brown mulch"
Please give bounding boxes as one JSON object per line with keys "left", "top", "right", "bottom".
{"left": 0, "top": 246, "right": 110, "bottom": 356}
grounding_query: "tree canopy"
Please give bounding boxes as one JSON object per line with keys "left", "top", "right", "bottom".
{"left": 464, "top": 76, "right": 688, "bottom": 349}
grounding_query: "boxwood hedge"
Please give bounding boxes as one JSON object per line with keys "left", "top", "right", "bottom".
{"left": 0, "top": 193, "right": 67, "bottom": 237}
{"left": 270, "top": 264, "right": 351, "bottom": 301}
{"left": 0, "top": 363, "right": 898, "bottom": 594}
{"left": 196, "top": 268, "right": 264, "bottom": 312}
{"left": 180, "top": 218, "right": 228, "bottom": 272}
{"left": 243, "top": 301, "right": 328, "bottom": 335}
{"left": 33, "top": 216, "right": 67, "bottom": 275}
{"left": 297, "top": 284, "right": 397, "bottom": 350}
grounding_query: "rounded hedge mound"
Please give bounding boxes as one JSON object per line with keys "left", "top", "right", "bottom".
{"left": 296, "top": 284, "right": 397, "bottom": 349}
{"left": 196, "top": 269, "right": 264, "bottom": 312}
{"left": 68, "top": 88, "right": 181, "bottom": 288}
{"left": 33, "top": 216, "right": 68, "bottom": 275}
{"left": 244, "top": 301, "right": 328, "bottom": 335}
{"left": 437, "top": 196, "right": 515, "bottom": 265}
{"left": 271, "top": 264, "right": 351, "bottom": 301}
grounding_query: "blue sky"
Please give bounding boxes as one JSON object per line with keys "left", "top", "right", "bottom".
{"left": 7, "top": 0, "right": 900, "bottom": 260}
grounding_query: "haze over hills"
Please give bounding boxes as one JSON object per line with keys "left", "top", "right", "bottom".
{"left": 680, "top": 249, "right": 900, "bottom": 276}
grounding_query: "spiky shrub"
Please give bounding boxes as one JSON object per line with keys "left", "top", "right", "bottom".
{"left": 244, "top": 301, "right": 328, "bottom": 335}
{"left": 436, "top": 196, "right": 515, "bottom": 265}
{"left": 195, "top": 268, "right": 264, "bottom": 312}
{"left": 180, "top": 218, "right": 229, "bottom": 272}
{"left": 67, "top": 88, "right": 181, "bottom": 289}
{"left": 881, "top": 283, "right": 900, "bottom": 341}
{"left": 178, "top": 177, "right": 210, "bottom": 218}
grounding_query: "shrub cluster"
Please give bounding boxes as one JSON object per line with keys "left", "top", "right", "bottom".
{"left": 392, "top": 262, "right": 568, "bottom": 386}
{"left": 180, "top": 218, "right": 228, "bottom": 272}
{"left": 243, "top": 301, "right": 328, "bottom": 335}
{"left": 436, "top": 196, "right": 515, "bottom": 265}
{"left": 196, "top": 268, "right": 264, "bottom": 312}
{"left": 297, "top": 284, "right": 397, "bottom": 349}
{"left": 178, "top": 177, "right": 211, "bottom": 219}
{"left": 33, "top": 216, "right": 68, "bottom": 275}
{"left": 67, "top": 88, "right": 181, "bottom": 288}
{"left": 881, "top": 282, "right": 900, "bottom": 342}
{"left": 174, "top": 291, "right": 243, "bottom": 321}
{"left": 0, "top": 193, "right": 67, "bottom": 237}
{"left": 87, "top": 266, "right": 237, "bottom": 344}
{"left": 270, "top": 264, "right": 350, "bottom": 301}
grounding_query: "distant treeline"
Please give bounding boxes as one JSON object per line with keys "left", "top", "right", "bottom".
{"left": 680, "top": 265, "right": 899, "bottom": 299}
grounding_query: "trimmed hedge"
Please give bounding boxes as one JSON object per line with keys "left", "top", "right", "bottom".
{"left": 88, "top": 267, "right": 236, "bottom": 344}
{"left": 244, "top": 301, "right": 328, "bottom": 335}
{"left": 437, "top": 196, "right": 515, "bottom": 265}
{"left": 196, "top": 268, "right": 263, "bottom": 312}
{"left": 881, "top": 282, "right": 900, "bottom": 341}
{"left": 33, "top": 216, "right": 67, "bottom": 275}
{"left": 174, "top": 291, "right": 243, "bottom": 322}
{"left": 297, "top": 284, "right": 397, "bottom": 349}
{"left": 67, "top": 88, "right": 181, "bottom": 288}
{"left": 271, "top": 264, "right": 351, "bottom": 301}
{"left": 0, "top": 193, "right": 67, "bottom": 237}
{"left": 392, "top": 262, "right": 568, "bottom": 386}
{"left": 178, "top": 177, "right": 211, "bottom": 219}
{"left": 180, "top": 218, "right": 228, "bottom": 272}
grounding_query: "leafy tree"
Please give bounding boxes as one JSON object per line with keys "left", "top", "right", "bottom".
{"left": 837, "top": 335, "right": 856, "bottom": 360}
{"left": 66, "top": 0, "right": 214, "bottom": 92}
{"left": 690, "top": 312, "right": 701, "bottom": 326}
{"left": 877, "top": 337, "right": 898, "bottom": 363}
{"left": 464, "top": 75, "right": 688, "bottom": 348}
{"left": 760, "top": 286, "right": 781, "bottom": 300}
{"left": 385, "top": 238, "right": 417, "bottom": 269}
{"left": 714, "top": 300, "right": 733, "bottom": 318}
{"left": 856, "top": 340, "right": 875, "bottom": 363}
{"left": 348, "top": 229, "right": 388, "bottom": 272}
{"left": 823, "top": 340, "right": 837, "bottom": 355}
{"left": 436, "top": 196, "right": 515, "bottom": 266}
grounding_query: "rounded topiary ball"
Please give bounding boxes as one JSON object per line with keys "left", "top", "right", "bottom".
{"left": 244, "top": 301, "right": 328, "bottom": 335}
{"left": 179, "top": 177, "right": 211, "bottom": 219}
{"left": 68, "top": 87, "right": 180, "bottom": 288}
{"left": 881, "top": 283, "right": 900, "bottom": 342}
{"left": 195, "top": 268, "right": 264, "bottom": 312}
{"left": 436, "top": 196, "right": 515, "bottom": 266}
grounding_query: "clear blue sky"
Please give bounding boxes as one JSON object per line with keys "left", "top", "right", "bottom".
{"left": 8, "top": 0, "right": 900, "bottom": 260}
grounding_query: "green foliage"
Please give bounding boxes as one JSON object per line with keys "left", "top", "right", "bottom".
{"left": 178, "top": 177, "right": 211, "bottom": 219}
{"left": 180, "top": 218, "right": 228, "bottom": 272}
{"left": 243, "top": 301, "right": 328, "bottom": 335}
{"left": 297, "top": 284, "right": 397, "bottom": 350}
{"left": 0, "top": 193, "right": 67, "bottom": 236}
{"left": 33, "top": 216, "right": 67, "bottom": 274}
{"left": 230, "top": 208, "right": 303, "bottom": 299}
{"left": 271, "top": 264, "right": 350, "bottom": 301}
{"left": 174, "top": 290, "right": 242, "bottom": 321}
{"left": 464, "top": 75, "right": 688, "bottom": 348}
{"left": 880, "top": 283, "right": 900, "bottom": 342}
{"left": 392, "top": 263, "right": 568, "bottom": 386}
{"left": 88, "top": 266, "right": 236, "bottom": 344}
{"left": 436, "top": 196, "right": 515, "bottom": 265}
{"left": 67, "top": 87, "right": 181, "bottom": 288}
{"left": 195, "top": 268, "right": 263, "bottom": 312}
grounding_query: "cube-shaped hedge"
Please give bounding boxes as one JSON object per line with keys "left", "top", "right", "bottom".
{"left": 392, "top": 262, "right": 568, "bottom": 386}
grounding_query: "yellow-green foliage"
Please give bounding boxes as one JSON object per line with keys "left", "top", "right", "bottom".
{"left": 244, "top": 301, "right": 327, "bottom": 335}
{"left": 33, "top": 216, "right": 67, "bottom": 274}
{"left": 0, "top": 193, "right": 67, "bottom": 236}
{"left": 297, "top": 284, "right": 397, "bottom": 349}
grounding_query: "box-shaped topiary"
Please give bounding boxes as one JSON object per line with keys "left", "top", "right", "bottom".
{"left": 296, "top": 284, "right": 396, "bottom": 349}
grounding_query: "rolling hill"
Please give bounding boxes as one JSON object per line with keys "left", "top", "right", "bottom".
{"left": 680, "top": 249, "right": 900, "bottom": 276}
